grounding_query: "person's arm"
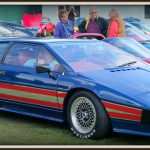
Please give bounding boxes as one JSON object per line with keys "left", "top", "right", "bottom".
{"left": 102, "top": 18, "right": 108, "bottom": 37}
{"left": 70, "top": 21, "right": 74, "bottom": 35}
{"left": 73, "top": 11, "right": 77, "bottom": 17}
{"left": 99, "top": 17, "right": 108, "bottom": 37}
{"left": 23, "top": 59, "right": 36, "bottom": 68}
{"left": 67, "top": 9, "right": 71, "bottom": 15}
{"left": 54, "top": 23, "right": 61, "bottom": 38}
{"left": 78, "top": 20, "right": 87, "bottom": 33}
{"left": 107, "top": 20, "right": 118, "bottom": 38}
{"left": 50, "top": 60, "right": 59, "bottom": 71}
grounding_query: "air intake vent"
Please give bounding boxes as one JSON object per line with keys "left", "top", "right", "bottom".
{"left": 110, "top": 67, "right": 140, "bottom": 72}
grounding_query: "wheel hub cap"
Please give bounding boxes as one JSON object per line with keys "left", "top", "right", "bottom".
{"left": 71, "top": 97, "right": 96, "bottom": 134}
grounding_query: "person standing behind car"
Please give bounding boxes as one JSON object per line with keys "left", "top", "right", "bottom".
{"left": 67, "top": 5, "right": 77, "bottom": 23}
{"left": 78, "top": 7, "right": 108, "bottom": 37}
{"left": 107, "top": 9, "right": 125, "bottom": 38}
{"left": 54, "top": 9, "right": 74, "bottom": 38}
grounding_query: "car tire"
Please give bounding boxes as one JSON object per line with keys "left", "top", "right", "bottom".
{"left": 43, "top": 28, "right": 47, "bottom": 37}
{"left": 67, "top": 91, "right": 111, "bottom": 139}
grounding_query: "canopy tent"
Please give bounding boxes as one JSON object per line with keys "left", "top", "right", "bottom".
{"left": 22, "top": 13, "right": 42, "bottom": 27}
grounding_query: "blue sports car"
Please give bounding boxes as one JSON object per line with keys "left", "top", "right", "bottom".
{"left": 125, "top": 22, "right": 150, "bottom": 41}
{"left": 0, "top": 22, "right": 35, "bottom": 37}
{"left": 1, "top": 38, "right": 150, "bottom": 139}
{"left": 129, "top": 22, "right": 150, "bottom": 36}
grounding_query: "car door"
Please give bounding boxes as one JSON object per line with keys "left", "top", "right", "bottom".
{"left": 0, "top": 42, "right": 62, "bottom": 110}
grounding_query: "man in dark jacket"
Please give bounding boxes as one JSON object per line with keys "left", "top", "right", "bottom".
{"left": 78, "top": 8, "right": 108, "bottom": 37}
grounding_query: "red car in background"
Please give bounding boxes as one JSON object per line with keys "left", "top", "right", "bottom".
{"left": 22, "top": 14, "right": 55, "bottom": 37}
{"left": 37, "top": 17, "right": 55, "bottom": 37}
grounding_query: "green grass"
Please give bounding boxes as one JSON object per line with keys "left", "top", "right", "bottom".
{"left": 0, "top": 111, "right": 150, "bottom": 145}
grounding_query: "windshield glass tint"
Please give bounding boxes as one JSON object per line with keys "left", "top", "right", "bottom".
{"left": 104, "top": 38, "right": 150, "bottom": 59}
{"left": 50, "top": 41, "right": 144, "bottom": 72}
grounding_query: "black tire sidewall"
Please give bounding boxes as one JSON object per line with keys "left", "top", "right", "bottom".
{"left": 67, "top": 91, "right": 110, "bottom": 139}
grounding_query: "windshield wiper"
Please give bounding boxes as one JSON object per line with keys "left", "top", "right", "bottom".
{"left": 140, "top": 40, "right": 150, "bottom": 43}
{"left": 117, "top": 61, "right": 137, "bottom": 67}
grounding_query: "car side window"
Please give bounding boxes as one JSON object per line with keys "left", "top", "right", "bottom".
{"left": 3, "top": 43, "right": 39, "bottom": 68}
{"left": 37, "top": 46, "right": 60, "bottom": 72}
{"left": 3, "top": 43, "right": 61, "bottom": 71}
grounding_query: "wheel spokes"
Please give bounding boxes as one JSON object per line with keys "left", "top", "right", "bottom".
{"left": 71, "top": 97, "right": 96, "bottom": 134}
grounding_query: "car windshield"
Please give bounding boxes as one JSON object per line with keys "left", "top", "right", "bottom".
{"left": 132, "top": 22, "right": 150, "bottom": 33}
{"left": 103, "top": 38, "right": 150, "bottom": 59}
{"left": 42, "top": 18, "right": 51, "bottom": 24}
{"left": 126, "top": 26, "right": 150, "bottom": 41}
{"left": 0, "top": 25, "right": 13, "bottom": 36}
{"left": 50, "top": 41, "right": 144, "bottom": 72}
{"left": 139, "top": 24, "right": 150, "bottom": 32}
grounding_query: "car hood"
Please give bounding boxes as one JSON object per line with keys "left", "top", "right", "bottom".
{"left": 80, "top": 66, "right": 150, "bottom": 97}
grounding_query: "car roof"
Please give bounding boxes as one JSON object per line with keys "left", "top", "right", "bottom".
{"left": 0, "top": 37, "right": 100, "bottom": 44}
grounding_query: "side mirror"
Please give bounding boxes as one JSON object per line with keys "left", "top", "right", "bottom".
{"left": 36, "top": 64, "right": 67, "bottom": 80}
{"left": 36, "top": 65, "right": 50, "bottom": 73}
{"left": 36, "top": 65, "right": 56, "bottom": 80}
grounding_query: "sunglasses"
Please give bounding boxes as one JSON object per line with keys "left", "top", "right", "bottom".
{"left": 91, "top": 11, "right": 97, "bottom": 14}
{"left": 61, "top": 14, "right": 68, "bottom": 18}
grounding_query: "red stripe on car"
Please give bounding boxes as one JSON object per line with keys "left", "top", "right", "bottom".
{"left": 0, "top": 83, "right": 66, "bottom": 98}
{"left": 57, "top": 92, "right": 67, "bottom": 98}
{"left": 102, "top": 101, "right": 142, "bottom": 115}
{"left": 108, "top": 112, "right": 141, "bottom": 121}
{"left": 0, "top": 94, "right": 63, "bottom": 109}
